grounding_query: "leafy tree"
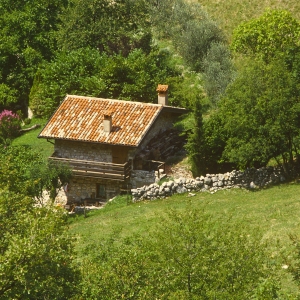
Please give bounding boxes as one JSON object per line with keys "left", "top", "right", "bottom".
{"left": 202, "top": 42, "right": 235, "bottom": 105}
{"left": 202, "top": 111, "right": 231, "bottom": 173}
{"left": 168, "top": 71, "right": 205, "bottom": 110}
{"left": 150, "top": 0, "right": 233, "bottom": 104}
{"left": 0, "top": 190, "right": 79, "bottom": 299}
{"left": 30, "top": 48, "right": 181, "bottom": 117}
{"left": 232, "top": 9, "right": 300, "bottom": 63}
{"left": 57, "top": 0, "right": 152, "bottom": 56}
{"left": 217, "top": 58, "right": 300, "bottom": 169}
{"left": 0, "top": 145, "right": 72, "bottom": 202}
{"left": 185, "top": 98, "right": 206, "bottom": 176}
{"left": 0, "top": 0, "right": 68, "bottom": 113}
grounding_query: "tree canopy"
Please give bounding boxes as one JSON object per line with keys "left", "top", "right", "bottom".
{"left": 196, "top": 9, "right": 300, "bottom": 171}
{"left": 232, "top": 9, "right": 300, "bottom": 63}
{"left": 0, "top": 190, "right": 79, "bottom": 299}
{"left": 57, "top": 0, "right": 152, "bottom": 56}
{"left": 214, "top": 57, "right": 300, "bottom": 169}
{"left": 0, "top": 0, "right": 67, "bottom": 113}
{"left": 30, "top": 48, "right": 181, "bottom": 117}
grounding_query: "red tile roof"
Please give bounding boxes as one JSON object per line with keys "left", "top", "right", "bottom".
{"left": 39, "top": 95, "right": 167, "bottom": 147}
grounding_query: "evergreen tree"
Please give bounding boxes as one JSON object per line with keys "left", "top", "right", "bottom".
{"left": 185, "top": 97, "right": 206, "bottom": 177}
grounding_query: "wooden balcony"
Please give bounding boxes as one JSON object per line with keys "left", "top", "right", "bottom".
{"left": 49, "top": 156, "right": 131, "bottom": 181}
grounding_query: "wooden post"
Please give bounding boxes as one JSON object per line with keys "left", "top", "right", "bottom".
{"left": 84, "top": 200, "right": 87, "bottom": 218}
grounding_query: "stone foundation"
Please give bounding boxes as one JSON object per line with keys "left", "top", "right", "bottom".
{"left": 59, "top": 176, "right": 122, "bottom": 204}
{"left": 130, "top": 170, "right": 156, "bottom": 188}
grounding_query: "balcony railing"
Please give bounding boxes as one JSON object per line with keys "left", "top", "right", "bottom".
{"left": 49, "top": 156, "right": 131, "bottom": 181}
{"left": 144, "top": 160, "right": 165, "bottom": 178}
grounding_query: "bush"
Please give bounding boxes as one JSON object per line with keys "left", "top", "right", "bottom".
{"left": 0, "top": 110, "right": 21, "bottom": 143}
{"left": 0, "top": 190, "right": 80, "bottom": 299}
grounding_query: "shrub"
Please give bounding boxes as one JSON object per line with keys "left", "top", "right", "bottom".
{"left": 0, "top": 110, "right": 21, "bottom": 143}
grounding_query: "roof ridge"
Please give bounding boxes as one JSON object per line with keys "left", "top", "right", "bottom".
{"left": 66, "top": 94, "right": 163, "bottom": 107}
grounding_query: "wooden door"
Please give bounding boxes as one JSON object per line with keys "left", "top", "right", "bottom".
{"left": 112, "top": 146, "right": 128, "bottom": 164}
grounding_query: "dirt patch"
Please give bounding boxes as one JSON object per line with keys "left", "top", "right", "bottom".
{"left": 165, "top": 156, "right": 193, "bottom": 179}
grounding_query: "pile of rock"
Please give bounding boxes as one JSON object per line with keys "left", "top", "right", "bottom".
{"left": 131, "top": 166, "right": 286, "bottom": 202}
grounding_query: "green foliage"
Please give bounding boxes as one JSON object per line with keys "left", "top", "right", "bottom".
{"left": 0, "top": 0, "right": 67, "bottom": 113}
{"left": 150, "top": 0, "right": 234, "bottom": 104}
{"left": 0, "top": 190, "right": 79, "bottom": 299}
{"left": 0, "top": 145, "right": 72, "bottom": 201}
{"left": 75, "top": 202, "right": 281, "bottom": 299}
{"left": 193, "top": 0, "right": 300, "bottom": 42}
{"left": 232, "top": 9, "right": 300, "bottom": 63}
{"left": 30, "top": 48, "right": 181, "bottom": 117}
{"left": 202, "top": 112, "right": 231, "bottom": 173}
{"left": 185, "top": 98, "right": 206, "bottom": 176}
{"left": 151, "top": 0, "right": 225, "bottom": 71}
{"left": 168, "top": 71, "right": 205, "bottom": 110}
{"left": 202, "top": 42, "right": 235, "bottom": 105}
{"left": 216, "top": 56, "right": 300, "bottom": 169}
{"left": 200, "top": 9, "right": 300, "bottom": 171}
{"left": 0, "top": 84, "right": 18, "bottom": 107}
{"left": 57, "top": 0, "right": 152, "bottom": 56}
{"left": 0, "top": 110, "right": 21, "bottom": 145}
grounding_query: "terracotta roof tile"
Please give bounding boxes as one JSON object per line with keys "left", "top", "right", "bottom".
{"left": 39, "top": 95, "right": 164, "bottom": 147}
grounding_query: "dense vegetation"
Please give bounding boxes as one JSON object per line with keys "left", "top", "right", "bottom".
{"left": 1, "top": 0, "right": 300, "bottom": 298}
{"left": 68, "top": 188, "right": 300, "bottom": 298}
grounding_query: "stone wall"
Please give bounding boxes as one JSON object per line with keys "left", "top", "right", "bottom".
{"left": 130, "top": 170, "right": 156, "bottom": 188}
{"left": 131, "top": 166, "right": 287, "bottom": 201}
{"left": 56, "top": 176, "right": 122, "bottom": 205}
{"left": 54, "top": 140, "right": 112, "bottom": 162}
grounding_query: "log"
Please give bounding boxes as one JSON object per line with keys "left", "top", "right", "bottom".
{"left": 19, "top": 124, "right": 41, "bottom": 133}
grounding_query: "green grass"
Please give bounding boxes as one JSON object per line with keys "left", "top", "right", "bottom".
{"left": 69, "top": 182, "right": 300, "bottom": 250}
{"left": 12, "top": 118, "right": 53, "bottom": 160}
{"left": 191, "top": 0, "right": 300, "bottom": 41}
{"left": 68, "top": 183, "right": 300, "bottom": 295}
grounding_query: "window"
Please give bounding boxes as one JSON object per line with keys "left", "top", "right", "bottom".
{"left": 96, "top": 184, "right": 106, "bottom": 199}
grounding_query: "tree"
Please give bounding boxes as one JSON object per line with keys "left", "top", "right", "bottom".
{"left": 0, "top": 190, "right": 79, "bottom": 299}
{"left": 0, "top": 0, "right": 67, "bottom": 113}
{"left": 185, "top": 98, "right": 206, "bottom": 176}
{"left": 217, "top": 10, "right": 300, "bottom": 170}
{"left": 0, "top": 145, "right": 72, "bottom": 202}
{"left": 232, "top": 10, "right": 300, "bottom": 63}
{"left": 202, "top": 42, "right": 235, "bottom": 105}
{"left": 217, "top": 58, "right": 300, "bottom": 169}
{"left": 57, "top": 0, "right": 152, "bottom": 56}
{"left": 30, "top": 48, "right": 181, "bottom": 117}
{"left": 149, "top": 0, "right": 234, "bottom": 104}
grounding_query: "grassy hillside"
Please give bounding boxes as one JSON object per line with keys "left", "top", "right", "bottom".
{"left": 69, "top": 183, "right": 300, "bottom": 295}
{"left": 70, "top": 183, "right": 300, "bottom": 248}
{"left": 194, "top": 0, "right": 300, "bottom": 40}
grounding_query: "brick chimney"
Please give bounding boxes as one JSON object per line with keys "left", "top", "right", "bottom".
{"left": 103, "top": 111, "right": 112, "bottom": 133}
{"left": 156, "top": 84, "right": 169, "bottom": 106}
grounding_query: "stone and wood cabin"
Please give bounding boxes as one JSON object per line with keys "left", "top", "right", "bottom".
{"left": 38, "top": 85, "right": 187, "bottom": 205}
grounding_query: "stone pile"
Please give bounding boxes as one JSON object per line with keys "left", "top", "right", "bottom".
{"left": 131, "top": 166, "right": 286, "bottom": 202}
